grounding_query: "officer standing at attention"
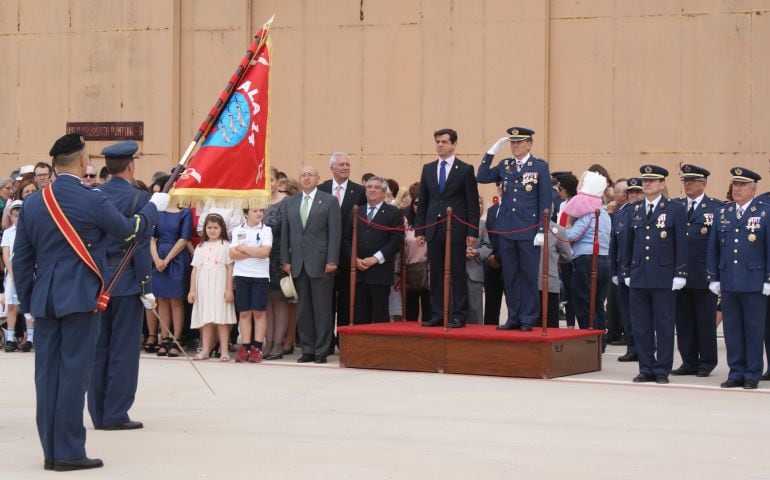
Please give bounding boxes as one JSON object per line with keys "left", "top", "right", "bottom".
{"left": 622, "top": 165, "right": 687, "bottom": 384}
{"left": 88, "top": 140, "right": 157, "bottom": 431}
{"left": 477, "top": 127, "right": 551, "bottom": 331}
{"left": 707, "top": 168, "right": 770, "bottom": 389}
{"left": 671, "top": 164, "right": 721, "bottom": 377}
{"left": 13, "top": 133, "right": 168, "bottom": 471}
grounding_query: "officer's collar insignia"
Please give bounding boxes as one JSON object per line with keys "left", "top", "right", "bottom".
{"left": 728, "top": 206, "right": 733, "bottom": 212}
{"left": 635, "top": 204, "right": 640, "bottom": 211}
{"left": 660, "top": 202, "right": 665, "bottom": 208}
{"left": 751, "top": 206, "right": 757, "bottom": 212}
{"left": 527, "top": 162, "right": 532, "bottom": 167}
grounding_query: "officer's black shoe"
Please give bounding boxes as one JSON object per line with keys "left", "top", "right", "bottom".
{"left": 496, "top": 323, "right": 519, "bottom": 331}
{"left": 297, "top": 354, "right": 315, "bottom": 363}
{"left": 617, "top": 353, "right": 638, "bottom": 362}
{"left": 519, "top": 324, "right": 533, "bottom": 332}
{"left": 421, "top": 319, "right": 442, "bottom": 327}
{"left": 695, "top": 370, "right": 710, "bottom": 377}
{"left": 101, "top": 420, "right": 143, "bottom": 431}
{"left": 632, "top": 374, "right": 655, "bottom": 383}
{"left": 761, "top": 371, "right": 770, "bottom": 381}
{"left": 670, "top": 366, "right": 697, "bottom": 376}
{"left": 52, "top": 457, "right": 104, "bottom": 472}
{"left": 743, "top": 380, "right": 759, "bottom": 390}
{"left": 655, "top": 375, "right": 669, "bottom": 384}
{"left": 720, "top": 378, "right": 744, "bottom": 388}
{"left": 314, "top": 356, "right": 328, "bottom": 364}
{"left": 44, "top": 459, "right": 53, "bottom": 470}
{"left": 447, "top": 319, "right": 464, "bottom": 328}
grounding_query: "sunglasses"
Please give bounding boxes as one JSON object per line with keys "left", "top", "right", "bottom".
{"left": 83, "top": 174, "right": 97, "bottom": 179}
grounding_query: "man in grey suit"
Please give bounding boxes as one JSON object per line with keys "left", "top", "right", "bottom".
{"left": 281, "top": 165, "right": 342, "bottom": 364}
{"left": 466, "top": 207, "right": 492, "bottom": 324}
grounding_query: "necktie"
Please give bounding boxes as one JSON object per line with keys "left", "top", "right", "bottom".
{"left": 367, "top": 206, "right": 375, "bottom": 221}
{"left": 335, "top": 185, "right": 343, "bottom": 206}
{"left": 737, "top": 206, "right": 744, "bottom": 220}
{"left": 688, "top": 200, "right": 695, "bottom": 217}
{"left": 438, "top": 160, "right": 447, "bottom": 192}
{"left": 647, "top": 203, "right": 654, "bottom": 220}
{"left": 516, "top": 161, "right": 522, "bottom": 172}
{"left": 300, "top": 195, "right": 310, "bottom": 227}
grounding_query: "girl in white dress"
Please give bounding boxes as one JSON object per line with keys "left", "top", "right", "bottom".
{"left": 188, "top": 214, "right": 236, "bottom": 361}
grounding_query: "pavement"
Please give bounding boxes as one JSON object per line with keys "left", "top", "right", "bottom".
{"left": 2, "top": 334, "right": 770, "bottom": 479}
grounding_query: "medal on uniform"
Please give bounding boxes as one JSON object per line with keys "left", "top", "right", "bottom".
{"left": 525, "top": 184, "right": 533, "bottom": 192}
{"left": 660, "top": 231, "right": 668, "bottom": 239}
{"left": 656, "top": 213, "right": 666, "bottom": 229}
{"left": 749, "top": 233, "right": 757, "bottom": 242}
{"left": 704, "top": 213, "right": 713, "bottom": 226}
{"left": 747, "top": 217, "right": 760, "bottom": 233}
{"left": 700, "top": 227, "right": 708, "bottom": 235}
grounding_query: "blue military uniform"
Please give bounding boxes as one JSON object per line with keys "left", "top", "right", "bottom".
{"left": 609, "top": 178, "right": 641, "bottom": 361}
{"left": 12, "top": 134, "right": 159, "bottom": 468}
{"left": 88, "top": 141, "right": 153, "bottom": 429}
{"left": 707, "top": 167, "right": 769, "bottom": 388}
{"left": 622, "top": 165, "right": 687, "bottom": 382}
{"left": 672, "top": 164, "right": 721, "bottom": 376}
{"left": 752, "top": 190, "right": 770, "bottom": 381}
{"left": 477, "top": 127, "right": 551, "bottom": 330}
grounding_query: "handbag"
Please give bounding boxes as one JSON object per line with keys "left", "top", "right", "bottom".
{"left": 405, "top": 261, "right": 429, "bottom": 292}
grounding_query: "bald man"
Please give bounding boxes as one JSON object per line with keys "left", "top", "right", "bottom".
{"left": 281, "top": 166, "right": 341, "bottom": 364}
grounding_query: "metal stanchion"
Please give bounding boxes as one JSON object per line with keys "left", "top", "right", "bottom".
{"left": 588, "top": 209, "right": 600, "bottom": 330}
{"left": 348, "top": 205, "right": 359, "bottom": 326}
{"left": 443, "top": 207, "right": 453, "bottom": 331}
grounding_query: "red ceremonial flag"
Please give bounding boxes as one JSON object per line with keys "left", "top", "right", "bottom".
{"left": 171, "top": 32, "right": 272, "bottom": 209}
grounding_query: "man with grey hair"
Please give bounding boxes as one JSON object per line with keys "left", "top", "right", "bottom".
{"left": 82, "top": 163, "right": 99, "bottom": 188}
{"left": 319, "top": 152, "right": 365, "bottom": 344}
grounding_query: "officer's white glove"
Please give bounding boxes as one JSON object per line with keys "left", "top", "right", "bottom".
{"left": 708, "top": 281, "right": 721, "bottom": 296}
{"left": 533, "top": 233, "right": 544, "bottom": 246}
{"left": 486, "top": 136, "right": 510, "bottom": 156}
{"left": 149, "top": 192, "right": 170, "bottom": 211}
{"left": 624, "top": 277, "right": 631, "bottom": 287}
{"left": 672, "top": 277, "right": 686, "bottom": 291}
{"left": 763, "top": 283, "right": 770, "bottom": 296}
{"left": 611, "top": 276, "right": 618, "bottom": 286}
{"left": 140, "top": 293, "right": 157, "bottom": 310}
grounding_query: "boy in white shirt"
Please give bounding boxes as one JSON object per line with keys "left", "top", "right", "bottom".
{"left": 229, "top": 208, "right": 272, "bottom": 363}
{"left": 3, "top": 200, "right": 33, "bottom": 352}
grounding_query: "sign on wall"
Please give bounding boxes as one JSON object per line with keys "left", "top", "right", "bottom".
{"left": 66, "top": 122, "right": 144, "bottom": 141}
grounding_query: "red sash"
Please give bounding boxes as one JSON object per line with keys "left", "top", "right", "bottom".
{"left": 42, "top": 186, "right": 110, "bottom": 311}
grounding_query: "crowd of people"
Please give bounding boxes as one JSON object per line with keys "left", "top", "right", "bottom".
{"left": 5, "top": 129, "right": 770, "bottom": 470}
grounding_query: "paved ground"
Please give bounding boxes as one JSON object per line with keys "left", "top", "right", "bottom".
{"left": 2, "top": 337, "right": 770, "bottom": 479}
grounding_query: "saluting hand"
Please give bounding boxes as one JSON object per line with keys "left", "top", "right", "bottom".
{"left": 486, "top": 136, "right": 510, "bottom": 156}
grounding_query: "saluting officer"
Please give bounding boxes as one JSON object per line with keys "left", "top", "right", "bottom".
{"left": 622, "top": 165, "right": 687, "bottom": 384}
{"left": 88, "top": 141, "right": 156, "bottom": 431}
{"left": 13, "top": 133, "right": 167, "bottom": 471}
{"left": 707, "top": 167, "right": 770, "bottom": 389}
{"left": 671, "top": 164, "right": 721, "bottom": 377}
{"left": 477, "top": 127, "right": 551, "bottom": 331}
{"left": 610, "top": 177, "right": 644, "bottom": 362}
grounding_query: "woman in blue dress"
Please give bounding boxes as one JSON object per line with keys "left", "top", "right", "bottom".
{"left": 151, "top": 201, "right": 193, "bottom": 357}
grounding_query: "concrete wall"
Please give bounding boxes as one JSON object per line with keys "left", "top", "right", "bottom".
{"left": 2, "top": 0, "right": 769, "bottom": 199}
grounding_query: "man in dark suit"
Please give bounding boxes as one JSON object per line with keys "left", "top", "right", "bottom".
{"left": 708, "top": 167, "right": 770, "bottom": 389}
{"left": 344, "top": 176, "right": 404, "bottom": 323}
{"left": 88, "top": 141, "right": 155, "bottom": 431}
{"left": 318, "top": 153, "right": 365, "bottom": 338}
{"left": 477, "top": 127, "right": 551, "bottom": 331}
{"left": 671, "top": 164, "right": 721, "bottom": 377}
{"left": 281, "top": 165, "right": 341, "bottom": 363}
{"left": 13, "top": 133, "right": 165, "bottom": 471}
{"left": 414, "top": 128, "right": 480, "bottom": 328}
{"left": 622, "top": 165, "right": 687, "bottom": 384}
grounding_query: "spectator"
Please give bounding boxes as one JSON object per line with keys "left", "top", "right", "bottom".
{"left": 263, "top": 168, "right": 291, "bottom": 359}
{"left": 34, "top": 162, "right": 52, "bottom": 188}
{"left": 401, "top": 195, "right": 430, "bottom": 322}
{"left": 466, "top": 196, "right": 492, "bottom": 324}
{"left": 82, "top": 163, "right": 99, "bottom": 188}
{"left": 3, "top": 200, "right": 28, "bottom": 351}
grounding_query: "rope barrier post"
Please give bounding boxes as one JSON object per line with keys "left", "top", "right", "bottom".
{"left": 400, "top": 229, "right": 407, "bottom": 321}
{"left": 588, "top": 208, "right": 601, "bottom": 330}
{"left": 443, "top": 207, "right": 453, "bottom": 332}
{"left": 348, "top": 205, "right": 359, "bottom": 326}
{"left": 540, "top": 209, "right": 550, "bottom": 337}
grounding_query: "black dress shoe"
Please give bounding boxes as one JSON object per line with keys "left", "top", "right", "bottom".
{"left": 282, "top": 346, "right": 294, "bottom": 355}
{"left": 44, "top": 459, "right": 53, "bottom": 470}
{"left": 422, "top": 319, "right": 442, "bottom": 327}
{"left": 263, "top": 353, "right": 283, "bottom": 360}
{"left": 761, "top": 371, "right": 770, "bottom": 381}
{"left": 618, "top": 353, "right": 638, "bottom": 362}
{"left": 743, "top": 380, "right": 759, "bottom": 390}
{"left": 314, "top": 356, "right": 327, "bottom": 364}
{"left": 632, "top": 374, "right": 655, "bottom": 383}
{"left": 496, "top": 323, "right": 520, "bottom": 331}
{"left": 101, "top": 420, "right": 143, "bottom": 431}
{"left": 655, "top": 375, "right": 669, "bottom": 384}
{"left": 53, "top": 457, "right": 104, "bottom": 472}
{"left": 520, "top": 324, "right": 533, "bottom": 332}
{"left": 695, "top": 370, "right": 710, "bottom": 377}
{"left": 447, "top": 319, "right": 464, "bottom": 328}
{"left": 670, "top": 367, "right": 697, "bottom": 376}
{"left": 297, "top": 354, "right": 315, "bottom": 363}
{"left": 720, "top": 378, "right": 744, "bottom": 388}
